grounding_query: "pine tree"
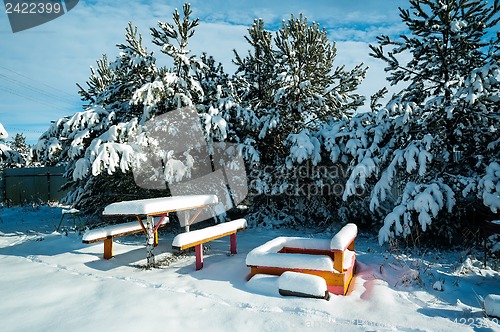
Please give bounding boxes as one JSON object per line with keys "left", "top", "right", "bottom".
{"left": 233, "top": 19, "right": 276, "bottom": 113}
{"left": 232, "top": 15, "right": 367, "bottom": 226}
{"left": 370, "top": 0, "right": 500, "bottom": 103}
{"left": 145, "top": 5, "right": 246, "bottom": 214}
{"left": 8, "top": 133, "right": 30, "bottom": 165}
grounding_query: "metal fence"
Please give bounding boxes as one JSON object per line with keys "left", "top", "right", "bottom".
{"left": 0, "top": 166, "right": 68, "bottom": 206}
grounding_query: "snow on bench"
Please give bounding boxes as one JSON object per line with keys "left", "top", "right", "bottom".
{"left": 278, "top": 271, "right": 330, "bottom": 300}
{"left": 329, "top": 223, "right": 357, "bottom": 273}
{"left": 330, "top": 223, "right": 358, "bottom": 251}
{"left": 82, "top": 217, "right": 169, "bottom": 259}
{"left": 246, "top": 236, "right": 356, "bottom": 272}
{"left": 246, "top": 237, "right": 336, "bottom": 272}
{"left": 172, "top": 218, "right": 247, "bottom": 270}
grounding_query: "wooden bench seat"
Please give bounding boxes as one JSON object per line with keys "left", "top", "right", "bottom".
{"left": 82, "top": 217, "right": 169, "bottom": 259}
{"left": 172, "top": 218, "right": 247, "bottom": 270}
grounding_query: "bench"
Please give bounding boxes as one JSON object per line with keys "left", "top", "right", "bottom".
{"left": 57, "top": 208, "right": 84, "bottom": 232}
{"left": 246, "top": 223, "right": 357, "bottom": 295}
{"left": 82, "top": 216, "right": 169, "bottom": 259}
{"left": 172, "top": 218, "right": 247, "bottom": 270}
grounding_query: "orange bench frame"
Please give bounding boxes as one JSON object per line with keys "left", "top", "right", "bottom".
{"left": 247, "top": 234, "right": 356, "bottom": 295}
{"left": 82, "top": 216, "right": 167, "bottom": 259}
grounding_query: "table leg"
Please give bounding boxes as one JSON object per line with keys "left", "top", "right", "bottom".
{"left": 230, "top": 233, "right": 237, "bottom": 254}
{"left": 195, "top": 244, "right": 203, "bottom": 270}
{"left": 146, "top": 215, "right": 155, "bottom": 268}
{"left": 183, "top": 207, "right": 207, "bottom": 232}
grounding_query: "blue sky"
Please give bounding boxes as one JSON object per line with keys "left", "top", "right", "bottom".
{"left": 0, "top": 0, "right": 409, "bottom": 143}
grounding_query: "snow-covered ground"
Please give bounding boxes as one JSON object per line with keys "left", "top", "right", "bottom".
{"left": 0, "top": 205, "right": 499, "bottom": 331}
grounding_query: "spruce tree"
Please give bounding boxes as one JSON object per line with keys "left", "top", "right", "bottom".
{"left": 336, "top": 0, "right": 500, "bottom": 244}
{"left": 8, "top": 133, "right": 30, "bottom": 165}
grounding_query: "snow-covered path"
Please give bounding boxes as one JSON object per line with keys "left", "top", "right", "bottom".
{"left": 0, "top": 205, "right": 498, "bottom": 331}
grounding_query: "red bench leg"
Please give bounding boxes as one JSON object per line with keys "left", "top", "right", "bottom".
{"left": 230, "top": 233, "right": 237, "bottom": 254}
{"left": 195, "top": 244, "right": 203, "bottom": 270}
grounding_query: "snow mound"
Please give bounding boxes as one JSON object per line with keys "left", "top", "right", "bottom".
{"left": 432, "top": 280, "right": 443, "bottom": 291}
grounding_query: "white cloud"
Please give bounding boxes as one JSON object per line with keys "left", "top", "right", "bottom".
{"left": 328, "top": 22, "right": 408, "bottom": 42}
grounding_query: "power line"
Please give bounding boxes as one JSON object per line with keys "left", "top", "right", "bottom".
{"left": 6, "top": 127, "right": 46, "bottom": 134}
{"left": 0, "top": 64, "right": 82, "bottom": 115}
{"left": 0, "top": 73, "right": 76, "bottom": 107}
{"left": 0, "top": 84, "right": 72, "bottom": 112}
{"left": 0, "top": 65, "right": 76, "bottom": 100}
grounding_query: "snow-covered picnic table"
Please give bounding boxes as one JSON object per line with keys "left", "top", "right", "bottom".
{"left": 103, "top": 195, "right": 218, "bottom": 224}
{"left": 101, "top": 194, "right": 219, "bottom": 267}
